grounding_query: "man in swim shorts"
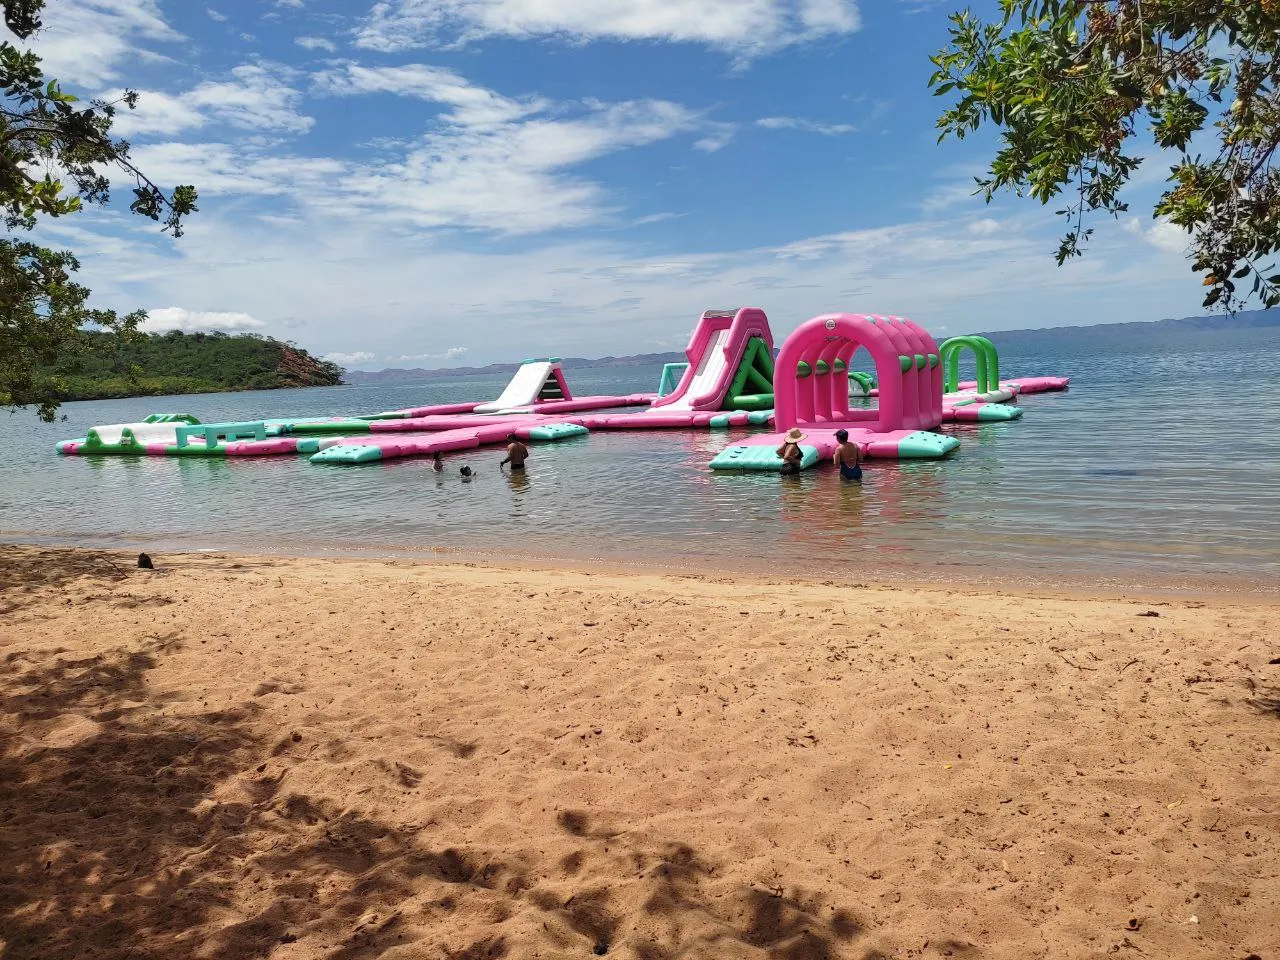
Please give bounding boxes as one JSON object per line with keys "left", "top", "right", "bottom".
{"left": 501, "top": 434, "right": 529, "bottom": 471}
{"left": 833, "top": 429, "right": 863, "bottom": 481}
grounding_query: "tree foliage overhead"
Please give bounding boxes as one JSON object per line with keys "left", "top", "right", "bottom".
{"left": 0, "top": 0, "right": 197, "bottom": 420}
{"left": 929, "top": 0, "right": 1280, "bottom": 310}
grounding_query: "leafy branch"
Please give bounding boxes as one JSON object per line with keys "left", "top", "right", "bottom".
{"left": 929, "top": 0, "right": 1280, "bottom": 311}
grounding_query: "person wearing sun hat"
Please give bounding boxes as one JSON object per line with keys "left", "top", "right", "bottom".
{"left": 775, "top": 427, "right": 806, "bottom": 475}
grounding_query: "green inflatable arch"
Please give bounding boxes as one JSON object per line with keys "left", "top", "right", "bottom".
{"left": 939, "top": 335, "right": 1001, "bottom": 393}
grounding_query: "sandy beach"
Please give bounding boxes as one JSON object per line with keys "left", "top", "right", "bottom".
{"left": 0, "top": 545, "right": 1276, "bottom": 959}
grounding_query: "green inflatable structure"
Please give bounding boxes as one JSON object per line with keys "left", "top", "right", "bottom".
{"left": 939, "top": 335, "right": 1002, "bottom": 394}
{"left": 724, "top": 337, "right": 776, "bottom": 411}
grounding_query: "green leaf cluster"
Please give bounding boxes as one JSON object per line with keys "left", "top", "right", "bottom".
{"left": 930, "top": 0, "right": 1280, "bottom": 310}
{"left": 1, "top": 0, "right": 198, "bottom": 421}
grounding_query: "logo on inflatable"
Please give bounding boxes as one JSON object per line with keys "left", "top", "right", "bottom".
{"left": 824, "top": 319, "right": 837, "bottom": 330}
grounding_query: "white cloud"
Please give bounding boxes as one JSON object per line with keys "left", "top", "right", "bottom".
{"left": 314, "top": 62, "right": 547, "bottom": 127}
{"left": 127, "top": 142, "right": 345, "bottom": 194}
{"left": 324, "top": 351, "right": 376, "bottom": 365}
{"left": 756, "top": 116, "right": 855, "bottom": 135}
{"left": 968, "top": 217, "right": 1001, "bottom": 237}
{"left": 393, "top": 346, "right": 468, "bottom": 362}
{"left": 277, "top": 0, "right": 306, "bottom": 7}
{"left": 105, "top": 89, "right": 205, "bottom": 138}
{"left": 185, "top": 63, "right": 312, "bottom": 133}
{"left": 207, "top": 7, "right": 228, "bottom": 21}
{"left": 354, "top": 0, "right": 861, "bottom": 55}
{"left": 296, "top": 35, "right": 339, "bottom": 51}
{"left": 30, "top": 0, "right": 184, "bottom": 87}
{"left": 307, "top": 63, "right": 700, "bottom": 233}
{"left": 693, "top": 122, "right": 737, "bottom": 152}
{"left": 141, "top": 307, "right": 266, "bottom": 333}
{"left": 106, "top": 64, "right": 313, "bottom": 137}
{"left": 919, "top": 179, "right": 982, "bottom": 214}
{"left": 67, "top": 196, "right": 1202, "bottom": 371}
{"left": 1125, "top": 216, "right": 1189, "bottom": 255}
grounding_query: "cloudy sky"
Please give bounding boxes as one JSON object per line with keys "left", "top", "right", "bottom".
{"left": 24, "top": 0, "right": 1201, "bottom": 369}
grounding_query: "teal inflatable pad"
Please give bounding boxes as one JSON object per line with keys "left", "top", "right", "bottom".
{"left": 746, "top": 410, "right": 774, "bottom": 425}
{"left": 896, "top": 432, "right": 961, "bottom": 458}
{"left": 709, "top": 444, "right": 820, "bottom": 471}
{"left": 310, "top": 444, "right": 384, "bottom": 464}
{"left": 968, "top": 403, "right": 1023, "bottom": 422}
{"left": 527, "top": 423, "right": 588, "bottom": 441}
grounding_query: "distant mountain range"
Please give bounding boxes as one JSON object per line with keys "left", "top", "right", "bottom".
{"left": 341, "top": 308, "right": 1279, "bottom": 382}
{"left": 342, "top": 352, "right": 688, "bottom": 382}
{"left": 980, "top": 307, "right": 1280, "bottom": 344}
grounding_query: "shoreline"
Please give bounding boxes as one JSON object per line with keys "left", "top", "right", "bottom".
{"left": 2, "top": 544, "right": 1277, "bottom": 959}
{"left": 3, "top": 535, "right": 1278, "bottom": 603}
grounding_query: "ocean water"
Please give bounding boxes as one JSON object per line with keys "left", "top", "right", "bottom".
{"left": 2, "top": 325, "right": 1278, "bottom": 592}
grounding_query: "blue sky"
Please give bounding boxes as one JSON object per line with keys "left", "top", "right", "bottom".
{"left": 25, "top": 0, "right": 1204, "bottom": 369}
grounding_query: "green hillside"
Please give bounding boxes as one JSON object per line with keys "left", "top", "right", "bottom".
{"left": 45, "top": 330, "right": 344, "bottom": 401}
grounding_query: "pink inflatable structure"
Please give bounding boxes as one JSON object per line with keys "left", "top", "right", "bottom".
{"left": 710, "top": 314, "right": 960, "bottom": 466}
{"left": 651, "top": 308, "right": 773, "bottom": 411}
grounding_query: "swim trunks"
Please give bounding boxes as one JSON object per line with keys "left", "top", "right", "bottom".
{"left": 840, "top": 464, "right": 863, "bottom": 482}
{"left": 511, "top": 463, "right": 525, "bottom": 471}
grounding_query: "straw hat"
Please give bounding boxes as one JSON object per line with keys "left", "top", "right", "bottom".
{"left": 784, "top": 427, "right": 807, "bottom": 443}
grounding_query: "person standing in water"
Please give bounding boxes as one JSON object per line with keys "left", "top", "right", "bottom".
{"left": 500, "top": 433, "right": 529, "bottom": 471}
{"left": 431, "top": 452, "right": 444, "bottom": 472}
{"left": 833, "top": 429, "right": 863, "bottom": 482}
{"left": 776, "top": 427, "right": 806, "bottom": 475}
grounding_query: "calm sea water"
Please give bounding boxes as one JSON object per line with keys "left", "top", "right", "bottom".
{"left": 2, "top": 326, "right": 1278, "bottom": 592}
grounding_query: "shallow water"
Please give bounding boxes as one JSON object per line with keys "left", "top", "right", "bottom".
{"left": 3, "top": 326, "right": 1278, "bottom": 591}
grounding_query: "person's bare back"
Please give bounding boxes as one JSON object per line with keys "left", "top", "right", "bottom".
{"left": 501, "top": 434, "right": 529, "bottom": 470}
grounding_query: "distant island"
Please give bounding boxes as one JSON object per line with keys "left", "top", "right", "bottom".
{"left": 50, "top": 330, "right": 343, "bottom": 401}
{"left": 344, "top": 307, "right": 1280, "bottom": 382}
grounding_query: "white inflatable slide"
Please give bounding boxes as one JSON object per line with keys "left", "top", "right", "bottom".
{"left": 473, "top": 360, "right": 568, "bottom": 413}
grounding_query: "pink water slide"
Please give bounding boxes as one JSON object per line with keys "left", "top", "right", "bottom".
{"left": 650, "top": 307, "right": 773, "bottom": 412}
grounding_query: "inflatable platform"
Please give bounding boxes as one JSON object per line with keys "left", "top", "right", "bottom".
{"left": 56, "top": 307, "right": 1070, "bottom": 473}
{"left": 710, "top": 314, "right": 961, "bottom": 470}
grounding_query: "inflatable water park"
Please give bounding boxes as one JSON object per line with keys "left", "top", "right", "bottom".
{"left": 56, "top": 309, "right": 1068, "bottom": 472}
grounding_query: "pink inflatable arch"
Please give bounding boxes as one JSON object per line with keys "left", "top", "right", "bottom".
{"left": 774, "top": 314, "right": 943, "bottom": 432}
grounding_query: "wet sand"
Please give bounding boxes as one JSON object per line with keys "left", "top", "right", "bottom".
{"left": 1, "top": 546, "right": 1276, "bottom": 959}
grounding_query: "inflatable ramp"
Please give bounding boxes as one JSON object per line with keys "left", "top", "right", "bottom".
{"left": 474, "top": 359, "right": 572, "bottom": 413}
{"left": 652, "top": 308, "right": 774, "bottom": 412}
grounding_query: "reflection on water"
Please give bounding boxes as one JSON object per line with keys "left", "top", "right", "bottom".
{"left": 2, "top": 328, "right": 1279, "bottom": 590}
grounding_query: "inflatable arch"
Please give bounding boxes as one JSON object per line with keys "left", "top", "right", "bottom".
{"left": 774, "top": 314, "right": 943, "bottom": 433}
{"left": 940, "top": 335, "right": 1001, "bottom": 394}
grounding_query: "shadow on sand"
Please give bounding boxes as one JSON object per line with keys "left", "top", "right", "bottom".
{"left": 0, "top": 550, "right": 872, "bottom": 959}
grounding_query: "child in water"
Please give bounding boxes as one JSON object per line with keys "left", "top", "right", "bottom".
{"left": 833, "top": 429, "right": 863, "bottom": 482}
{"left": 431, "top": 452, "right": 444, "bottom": 472}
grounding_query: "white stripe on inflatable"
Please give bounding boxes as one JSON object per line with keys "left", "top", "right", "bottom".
{"left": 88, "top": 422, "right": 182, "bottom": 445}
{"left": 661, "top": 328, "right": 729, "bottom": 412}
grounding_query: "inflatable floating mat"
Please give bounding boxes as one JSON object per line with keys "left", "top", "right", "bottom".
{"left": 527, "top": 423, "right": 588, "bottom": 441}
{"left": 709, "top": 410, "right": 774, "bottom": 428}
{"left": 709, "top": 444, "right": 821, "bottom": 471}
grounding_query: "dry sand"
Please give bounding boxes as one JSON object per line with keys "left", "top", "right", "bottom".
{"left": 0, "top": 545, "right": 1276, "bottom": 960}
